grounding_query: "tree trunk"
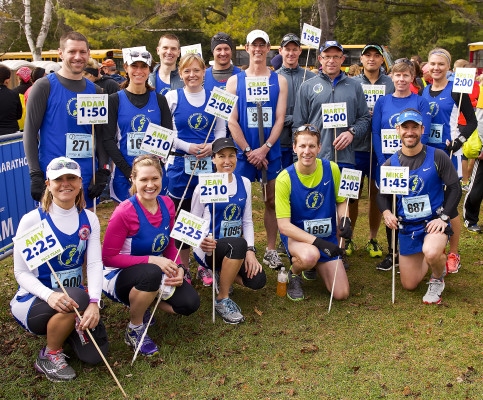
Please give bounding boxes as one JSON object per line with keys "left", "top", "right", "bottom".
{"left": 23, "top": 0, "right": 54, "bottom": 61}
{"left": 317, "top": 0, "right": 339, "bottom": 43}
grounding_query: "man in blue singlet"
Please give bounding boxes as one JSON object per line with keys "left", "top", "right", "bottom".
{"left": 226, "top": 30, "right": 288, "bottom": 269}
{"left": 377, "top": 109, "right": 461, "bottom": 304}
{"left": 148, "top": 34, "right": 184, "bottom": 95}
{"left": 23, "top": 31, "right": 110, "bottom": 209}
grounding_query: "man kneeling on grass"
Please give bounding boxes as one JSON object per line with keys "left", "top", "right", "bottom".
{"left": 377, "top": 109, "right": 461, "bottom": 304}
{"left": 275, "top": 125, "right": 351, "bottom": 301}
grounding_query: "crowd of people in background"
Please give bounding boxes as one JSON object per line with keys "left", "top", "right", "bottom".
{"left": 2, "top": 29, "right": 482, "bottom": 383}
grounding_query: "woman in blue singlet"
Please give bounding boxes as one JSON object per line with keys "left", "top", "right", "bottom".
{"left": 102, "top": 49, "right": 173, "bottom": 204}
{"left": 164, "top": 53, "right": 226, "bottom": 268}
{"left": 10, "top": 157, "right": 107, "bottom": 382}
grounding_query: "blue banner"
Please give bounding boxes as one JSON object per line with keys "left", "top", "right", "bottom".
{"left": 0, "top": 132, "right": 37, "bottom": 259}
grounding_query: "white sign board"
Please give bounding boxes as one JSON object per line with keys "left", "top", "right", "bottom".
{"left": 380, "top": 166, "right": 409, "bottom": 195}
{"left": 300, "top": 23, "right": 321, "bottom": 49}
{"left": 199, "top": 173, "right": 229, "bottom": 203}
{"left": 452, "top": 67, "right": 476, "bottom": 94}
{"left": 76, "top": 94, "right": 108, "bottom": 125}
{"left": 245, "top": 77, "right": 269, "bottom": 103}
{"left": 170, "top": 210, "right": 209, "bottom": 248}
{"left": 140, "top": 123, "right": 175, "bottom": 158}
{"left": 204, "top": 87, "right": 238, "bottom": 121}
{"left": 381, "top": 129, "right": 401, "bottom": 154}
{"left": 180, "top": 44, "right": 203, "bottom": 58}
{"left": 338, "top": 168, "right": 362, "bottom": 199}
{"left": 13, "top": 221, "right": 64, "bottom": 270}
{"left": 362, "top": 84, "right": 385, "bottom": 108}
{"left": 321, "top": 102, "right": 348, "bottom": 128}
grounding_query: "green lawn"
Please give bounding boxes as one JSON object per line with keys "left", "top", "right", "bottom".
{"left": 0, "top": 182, "right": 481, "bottom": 399}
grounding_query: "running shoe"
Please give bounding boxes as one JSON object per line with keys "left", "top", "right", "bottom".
{"left": 365, "top": 239, "right": 383, "bottom": 258}
{"left": 263, "top": 248, "right": 283, "bottom": 270}
{"left": 35, "top": 348, "right": 76, "bottom": 382}
{"left": 143, "top": 307, "right": 155, "bottom": 327}
{"left": 376, "top": 253, "right": 399, "bottom": 271}
{"left": 344, "top": 239, "right": 355, "bottom": 256}
{"left": 197, "top": 266, "right": 213, "bottom": 286}
{"left": 461, "top": 180, "right": 469, "bottom": 192}
{"left": 446, "top": 253, "right": 461, "bottom": 274}
{"left": 124, "top": 324, "right": 159, "bottom": 356}
{"left": 302, "top": 268, "right": 317, "bottom": 281}
{"left": 287, "top": 270, "right": 304, "bottom": 301}
{"left": 342, "top": 254, "right": 349, "bottom": 271}
{"left": 215, "top": 297, "right": 245, "bottom": 324}
{"left": 277, "top": 241, "right": 287, "bottom": 256}
{"left": 422, "top": 278, "right": 445, "bottom": 304}
{"left": 179, "top": 264, "right": 192, "bottom": 284}
{"left": 466, "top": 224, "right": 482, "bottom": 234}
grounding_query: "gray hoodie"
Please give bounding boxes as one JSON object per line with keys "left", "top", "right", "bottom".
{"left": 351, "top": 69, "right": 395, "bottom": 152}
{"left": 276, "top": 65, "right": 316, "bottom": 148}
{"left": 148, "top": 64, "right": 184, "bottom": 93}
{"left": 293, "top": 71, "right": 371, "bottom": 165}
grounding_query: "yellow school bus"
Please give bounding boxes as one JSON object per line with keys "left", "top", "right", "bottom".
{"left": 468, "top": 42, "right": 483, "bottom": 75}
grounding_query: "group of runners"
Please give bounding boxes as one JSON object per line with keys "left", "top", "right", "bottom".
{"left": 10, "top": 29, "right": 480, "bottom": 382}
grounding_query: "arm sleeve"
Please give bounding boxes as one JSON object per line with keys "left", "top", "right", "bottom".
{"left": 190, "top": 185, "right": 205, "bottom": 218}
{"left": 23, "top": 77, "right": 50, "bottom": 173}
{"left": 101, "top": 202, "right": 149, "bottom": 268}
{"left": 101, "top": 93, "right": 132, "bottom": 179}
{"left": 214, "top": 118, "right": 227, "bottom": 139}
{"left": 376, "top": 158, "right": 393, "bottom": 213}
{"left": 85, "top": 211, "right": 103, "bottom": 300}
{"left": 372, "top": 97, "right": 386, "bottom": 166}
{"left": 161, "top": 197, "right": 180, "bottom": 264}
{"left": 420, "top": 97, "right": 432, "bottom": 145}
{"left": 434, "top": 149, "right": 462, "bottom": 217}
{"left": 241, "top": 177, "right": 255, "bottom": 246}
{"left": 452, "top": 92, "right": 477, "bottom": 139}
{"left": 275, "top": 170, "right": 292, "bottom": 219}
{"left": 16, "top": 95, "right": 23, "bottom": 119}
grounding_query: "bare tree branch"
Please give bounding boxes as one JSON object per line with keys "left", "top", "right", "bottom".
{"left": 206, "top": 6, "right": 228, "bottom": 19}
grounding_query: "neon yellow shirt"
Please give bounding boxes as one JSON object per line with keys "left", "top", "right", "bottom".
{"left": 275, "top": 159, "right": 345, "bottom": 219}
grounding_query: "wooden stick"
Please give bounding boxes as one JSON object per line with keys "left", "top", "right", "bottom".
{"left": 334, "top": 128, "right": 338, "bottom": 164}
{"left": 212, "top": 203, "right": 216, "bottom": 323}
{"left": 175, "top": 118, "right": 217, "bottom": 217}
{"left": 392, "top": 194, "right": 396, "bottom": 304}
{"left": 92, "top": 125, "right": 96, "bottom": 214}
{"left": 303, "top": 48, "right": 310, "bottom": 82}
{"left": 328, "top": 201, "right": 349, "bottom": 313}
{"left": 368, "top": 117, "right": 373, "bottom": 202}
{"left": 46, "top": 261, "right": 126, "bottom": 397}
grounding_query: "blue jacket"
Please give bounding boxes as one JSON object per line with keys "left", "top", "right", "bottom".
{"left": 148, "top": 64, "right": 184, "bottom": 92}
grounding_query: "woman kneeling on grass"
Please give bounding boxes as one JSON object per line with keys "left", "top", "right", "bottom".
{"left": 10, "top": 157, "right": 107, "bottom": 382}
{"left": 191, "top": 137, "right": 266, "bottom": 324}
{"left": 102, "top": 154, "right": 200, "bottom": 357}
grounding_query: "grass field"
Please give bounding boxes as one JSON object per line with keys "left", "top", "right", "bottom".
{"left": 0, "top": 182, "right": 481, "bottom": 399}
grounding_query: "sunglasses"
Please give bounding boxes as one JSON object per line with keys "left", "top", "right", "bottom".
{"left": 293, "top": 124, "right": 320, "bottom": 135}
{"left": 128, "top": 50, "right": 151, "bottom": 62}
{"left": 213, "top": 33, "right": 230, "bottom": 41}
{"left": 394, "top": 58, "right": 413, "bottom": 66}
{"left": 133, "top": 154, "right": 161, "bottom": 165}
{"left": 49, "top": 161, "right": 80, "bottom": 171}
{"left": 281, "top": 34, "right": 300, "bottom": 44}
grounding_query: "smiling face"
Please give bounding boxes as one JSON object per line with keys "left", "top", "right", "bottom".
{"left": 213, "top": 147, "right": 237, "bottom": 175}
{"left": 391, "top": 69, "right": 413, "bottom": 93}
{"left": 293, "top": 133, "right": 321, "bottom": 169}
{"left": 133, "top": 165, "right": 162, "bottom": 202}
{"left": 180, "top": 59, "right": 204, "bottom": 90}
{"left": 157, "top": 38, "right": 181, "bottom": 68}
{"left": 245, "top": 39, "right": 270, "bottom": 64}
{"left": 360, "top": 49, "right": 384, "bottom": 74}
{"left": 319, "top": 48, "right": 345, "bottom": 79}
{"left": 280, "top": 42, "right": 302, "bottom": 69}
{"left": 46, "top": 174, "right": 82, "bottom": 208}
{"left": 428, "top": 54, "right": 450, "bottom": 82}
{"left": 59, "top": 40, "right": 90, "bottom": 78}
{"left": 397, "top": 121, "right": 423, "bottom": 149}
{"left": 126, "top": 61, "right": 150, "bottom": 86}
{"left": 213, "top": 43, "right": 232, "bottom": 69}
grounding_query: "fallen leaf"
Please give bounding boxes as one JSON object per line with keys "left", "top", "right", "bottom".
{"left": 474, "top": 260, "right": 483, "bottom": 265}
{"left": 216, "top": 375, "right": 226, "bottom": 386}
{"left": 261, "top": 362, "right": 268, "bottom": 369}
{"left": 254, "top": 307, "right": 263, "bottom": 316}
{"left": 125, "top": 374, "right": 133, "bottom": 378}
{"left": 403, "top": 386, "right": 412, "bottom": 396}
{"left": 287, "top": 389, "right": 296, "bottom": 396}
{"left": 446, "top": 383, "right": 453, "bottom": 387}
{"left": 456, "top": 377, "right": 464, "bottom": 383}
{"left": 352, "top": 366, "right": 360, "bottom": 372}
{"left": 367, "top": 306, "right": 380, "bottom": 311}
{"left": 301, "top": 344, "right": 319, "bottom": 353}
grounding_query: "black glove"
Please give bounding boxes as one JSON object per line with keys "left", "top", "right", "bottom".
{"left": 30, "top": 170, "right": 46, "bottom": 202}
{"left": 87, "top": 168, "right": 110, "bottom": 199}
{"left": 445, "top": 136, "right": 466, "bottom": 153}
{"left": 312, "top": 237, "right": 344, "bottom": 258}
{"left": 338, "top": 216, "right": 352, "bottom": 239}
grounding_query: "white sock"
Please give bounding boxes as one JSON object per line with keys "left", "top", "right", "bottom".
{"left": 129, "top": 322, "right": 143, "bottom": 330}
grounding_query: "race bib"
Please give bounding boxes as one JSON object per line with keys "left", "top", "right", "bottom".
{"left": 127, "top": 132, "right": 148, "bottom": 157}
{"left": 247, "top": 107, "right": 273, "bottom": 128}
{"left": 184, "top": 155, "right": 212, "bottom": 175}
{"left": 66, "top": 133, "right": 93, "bottom": 158}
{"left": 51, "top": 267, "right": 82, "bottom": 288}
{"left": 304, "top": 218, "right": 332, "bottom": 238}
{"left": 220, "top": 220, "right": 242, "bottom": 238}
{"left": 381, "top": 129, "right": 401, "bottom": 154}
{"left": 428, "top": 123, "right": 443, "bottom": 144}
{"left": 402, "top": 194, "right": 431, "bottom": 219}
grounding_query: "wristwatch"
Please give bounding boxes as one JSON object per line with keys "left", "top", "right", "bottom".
{"left": 439, "top": 213, "right": 450, "bottom": 223}
{"left": 244, "top": 146, "right": 252, "bottom": 154}
{"left": 247, "top": 246, "right": 257, "bottom": 254}
{"left": 348, "top": 127, "right": 356, "bottom": 136}
{"left": 264, "top": 141, "right": 273, "bottom": 150}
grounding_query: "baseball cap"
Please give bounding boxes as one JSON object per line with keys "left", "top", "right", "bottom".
{"left": 101, "top": 59, "right": 116, "bottom": 67}
{"left": 320, "top": 40, "right": 343, "bottom": 53}
{"left": 280, "top": 33, "right": 301, "bottom": 47}
{"left": 212, "top": 137, "right": 237, "bottom": 154}
{"left": 125, "top": 49, "right": 152, "bottom": 67}
{"left": 211, "top": 32, "right": 233, "bottom": 52}
{"left": 362, "top": 44, "right": 384, "bottom": 56}
{"left": 246, "top": 30, "right": 270, "bottom": 45}
{"left": 46, "top": 157, "right": 82, "bottom": 180}
{"left": 397, "top": 109, "right": 423, "bottom": 126}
